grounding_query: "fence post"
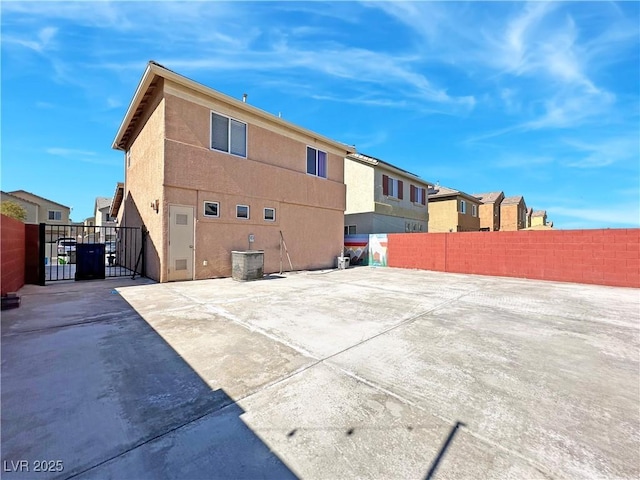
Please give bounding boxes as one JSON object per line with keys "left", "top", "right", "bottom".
{"left": 38, "top": 223, "right": 46, "bottom": 286}
{"left": 141, "top": 226, "right": 147, "bottom": 278}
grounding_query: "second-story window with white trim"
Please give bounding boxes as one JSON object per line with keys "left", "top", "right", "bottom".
{"left": 211, "top": 112, "right": 247, "bottom": 157}
{"left": 472, "top": 204, "right": 477, "bottom": 217}
{"left": 48, "top": 210, "right": 62, "bottom": 221}
{"left": 307, "top": 147, "right": 327, "bottom": 178}
{"left": 459, "top": 200, "right": 466, "bottom": 214}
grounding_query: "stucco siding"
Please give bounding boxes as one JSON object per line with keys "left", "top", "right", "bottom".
{"left": 122, "top": 86, "right": 166, "bottom": 282}
{"left": 344, "top": 161, "right": 374, "bottom": 214}
{"left": 428, "top": 200, "right": 458, "bottom": 232}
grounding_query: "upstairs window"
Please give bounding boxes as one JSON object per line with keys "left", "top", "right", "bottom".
{"left": 382, "top": 175, "right": 403, "bottom": 199}
{"left": 307, "top": 147, "right": 327, "bottom": 178}
{"left": 410, "top": 185, "right": 426, "bottom": 205}
{"left": 48, "top": 210, "right": 62, "bottom": 221}
{"left": 472, "top": 204, "right": 477, "bottom": 217}
{"left": 211, "top": 112, "right": 247, "bottom": 157}
{"left": 459, "top": 200, "right": 466, "bottom": 214}
{"left": 344, "top": 225, "right": 356, "bottom": 235}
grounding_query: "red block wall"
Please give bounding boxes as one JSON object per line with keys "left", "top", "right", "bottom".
{"left": 1, "top": 214, "right": 26, "bottom": 295}
{"left": 388, "top": 229, "right": 640, "bottom": 288}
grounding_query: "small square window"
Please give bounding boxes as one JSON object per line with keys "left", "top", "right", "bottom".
{"left": 48, "top": 210, "right": 62, "bottom": 221}
{"left": 236, "top": 205, "right": 249, "bottom": 219}
{"left": 204, "top": 201, "right": 219, "bottom": 218}
{"left": 264, "top": 208, "right": 275, "bottom": 221}
{"left": 344, "top": 225, "right": 356, "bottom": 235}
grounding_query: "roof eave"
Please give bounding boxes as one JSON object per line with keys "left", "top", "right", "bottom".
{"left": 113, "top": 62, "right": 356, "bottom": 154}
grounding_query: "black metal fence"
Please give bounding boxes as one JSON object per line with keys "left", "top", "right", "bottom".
{"left": 39, "top": 223, "right": 145, "bottom": 283}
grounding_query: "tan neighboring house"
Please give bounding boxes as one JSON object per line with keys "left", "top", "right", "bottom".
{"left": 1, "top": 190, "right": 70, "bottom": 224}
{"left": 94, "top": 197, "right": 117, "bottom": 242}
{"left": 531, "top": 210, "right": 548, "bottom": 227}
{"left": 500, "top": 195, "right": 528, "bottom": 231}
{"left": 473, "top": 191, "right": 504, "bottom": 231}
{"left": 428, "top": 185, "right": 481, "bottom": 232}
{"left": 110, "top": 61, "right": 355, "bottom": 282}
{"left": 344, "top": 152, "right": 431, "bottom": 234}
{"left": 1, "top": 190, "right": 73, "bottom": 242}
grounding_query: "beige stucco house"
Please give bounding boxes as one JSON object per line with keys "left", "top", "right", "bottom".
{"left": 344, "top": 153, "right": 431, "bottom": 234}
{"left": 473, "top": 191, "right": 504, "bottom": 231}
{"left": 111, "top": 61, "right": 354, "bottom": 282}
{"left": 1, "top": 190, "right": 70, "bottom": 225}
{"left": 531, "top": 210, "right": 548, "bottom": 227}
{"left": 500, "top": 196, "right": 528, "bottom": 231}
{"left": 94, "top": 197, "right": 117, "bottom": 243}
{"left": 428, "top": 185, "right": 481, "bottom": 232}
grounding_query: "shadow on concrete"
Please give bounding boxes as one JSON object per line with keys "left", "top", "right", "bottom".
{"left": 0, "top": 281, "right": 297, "bottom": 479}
{"left": 424, "top": 421, "right": 466, "bottom": 480}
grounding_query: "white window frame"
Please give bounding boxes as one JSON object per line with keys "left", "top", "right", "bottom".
{"left": 264, "top": 207, "right": 275, "bottom": 222}
{"left": 203, "top": 201, "right": 220, "bottom": 218}
{"left": 306, "top": 146, "right": 328, "bottom": 179}
{"left": 472, "top": 204, "right": 477, "bottom": 217}
{"left": 460, "top": 200, "right": 466, "bottom": 214}
{"left": 415, "top": 187, "right": 425, "bottom": 204}
{"left": 126, "top": 150, "right": 131, "bottom": 168}
{"left": 387, "top": 177, "right": 399, "bottom": 198}
{"left": 210, "top": 111, "right": 247, "bottom": 158}
{"left": 236, "top": 204, "right": 249, "bottom": 219}
{"left": 48, "top": 210, "right": 62, "bottom": 221}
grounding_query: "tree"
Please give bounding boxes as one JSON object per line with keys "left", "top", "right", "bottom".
{"left": 1, "top": 201, "right": 27, "bottom": 221}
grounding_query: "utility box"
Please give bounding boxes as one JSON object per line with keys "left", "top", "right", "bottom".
{"left": 231, "top": 250, "right": 264, "bottom": 281}
{"left": 75, "top": 243, "right": 106, "bottom": 281}
{"left": 337, "top": 256, "right": 350, "bottom": 270}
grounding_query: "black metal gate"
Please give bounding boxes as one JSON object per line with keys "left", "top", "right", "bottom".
{"left": 39, "top": 223, "right": 146, "bottom": 283}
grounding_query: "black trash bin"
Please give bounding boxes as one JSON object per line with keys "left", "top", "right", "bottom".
{"left": 75, "top": 243, "right": 106, "bottom": 280}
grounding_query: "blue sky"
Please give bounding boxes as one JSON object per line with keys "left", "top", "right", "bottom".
{"left": 2, "top": 1, "right": 639, "bottom": 228}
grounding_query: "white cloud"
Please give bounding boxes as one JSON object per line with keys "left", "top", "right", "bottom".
{"left": 550, "top": 206, "right": 640, "bottom": 227}
{"left": 46, "top": 148, "right": 119, "bottom": 166}
{"left": 562, "top": 136, "right": 640, "bottom": 168}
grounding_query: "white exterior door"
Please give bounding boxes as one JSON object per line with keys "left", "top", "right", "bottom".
{"left": 168, "top": 205, "right": 194, "bottom": 282}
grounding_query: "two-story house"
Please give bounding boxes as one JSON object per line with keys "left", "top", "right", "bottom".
{"left": 473, "top": 191, "right": 504, "bottom": 231}
{"left": 531, "top": 210, "right": 548, "bottom": 227}
{"left": 1, "top": 190, "right": 73, "bottom": 242}
{"left": 428, "top": 185, "right": 481, "bottom": 232}
{"left": 344, "top": 152, "right": 431, "bottom": 235}
{"left": 94, "top": 197, "right": 117, "bottom": 243}
{"left": 500, "top": 196, "right": 528, "bottom": 231}
{"left": 110, "top": 61, "right": 354, "bottom": 282}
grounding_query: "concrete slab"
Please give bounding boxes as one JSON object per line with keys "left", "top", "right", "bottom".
{"left": 1, "top": 268, "right": 638, "bottom": 479}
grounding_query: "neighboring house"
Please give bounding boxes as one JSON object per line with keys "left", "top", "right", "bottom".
{"left": 83, "top": 216, "right": 97, "bottom": 243}
{"left": 500, "top": 195, "right": 528, "bottom": 231}
{"left": 428, "top": 185, "right": 481, "bottom": 232}
{"left": 344, "top": 152, "right": 431, "bottom": 235}
{"left": 474, "top": 191, "right": 504, "bottom": 231}
{"left": 110, "top": 61, "right": 355, "bottom": 282}
{"left": 94, "top": 197, "right": 117, "bottom": 242}
{"left": 1, "top": 190, "right": 70, "bottom": 224}
{"left": 2, "top": 190, "right": 73, "bottom": 242}
{"left": 531, "top": 210, "right": 548, "bottom": 227}
{"left": 526, "top": 207, "right": 533, "bottom": 228}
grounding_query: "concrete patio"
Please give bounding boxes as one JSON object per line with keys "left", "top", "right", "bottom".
{"left": 1, "top": 267, "right": 639, "bottom": 479}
